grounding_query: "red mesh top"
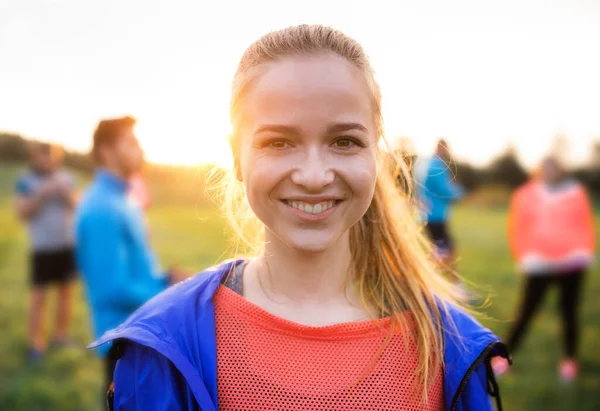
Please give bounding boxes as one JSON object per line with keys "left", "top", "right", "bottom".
{"left": 214, "top": 285, "right": 444, "bottom": 410}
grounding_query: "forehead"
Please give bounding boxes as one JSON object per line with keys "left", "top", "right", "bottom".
{"left": 241, "top": 54, "right": 374, "bottom": 131}
{"left": 32, "top": 144, "right": 51, "bottom": 155}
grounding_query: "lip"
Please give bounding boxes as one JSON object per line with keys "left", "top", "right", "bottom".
{"left": 281, "top": 199, "right": 341, "bottom": 221}
{"left": 281, "top": 195, "right": 344, "bottom": 203}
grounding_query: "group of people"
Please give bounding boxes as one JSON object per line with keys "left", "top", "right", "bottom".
{"left": 14, "top": 117, "right": 188, "bottom": 391}
{"left": 415, "top": 141, "right": 594, "bottom": 383}
{"left": 13, "top": 24, "right": 594, "bottom": 411}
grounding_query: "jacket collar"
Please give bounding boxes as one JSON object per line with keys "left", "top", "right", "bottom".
{"left": 96, "top": 169, "right": 129, "bottom": 193}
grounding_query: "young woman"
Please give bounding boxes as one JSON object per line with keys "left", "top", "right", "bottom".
{"left": 492, "top": 157, "right": 594, "bottom": 381}
{"left": 91, "top": 25, "right": 509, "bottom": 410}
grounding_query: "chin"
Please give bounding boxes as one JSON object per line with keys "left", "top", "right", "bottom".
{"left": 289, "top": 242, "right": 331, "bottom": 255}
{"left": 280, "top": 230, "right": 345, "bottom": 255}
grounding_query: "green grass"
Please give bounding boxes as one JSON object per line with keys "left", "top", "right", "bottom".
{"left": 0, "top": 165, "right": 599, "bottom": 410}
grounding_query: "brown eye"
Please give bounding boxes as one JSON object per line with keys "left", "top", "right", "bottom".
{"left": 268, "top": 140, "right": 290, "bottom": 149}
{"left": 333, "top": 138, "right": 356, "bottom": 148}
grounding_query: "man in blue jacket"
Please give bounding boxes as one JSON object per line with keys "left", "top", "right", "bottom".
{"left": 74, "top": 116, "right": 185, "bottom": 394}
{"left": 415, "top": 139, "right": 465, "bottom": 271}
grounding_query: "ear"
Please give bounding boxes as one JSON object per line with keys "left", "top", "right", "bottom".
{"left": 234, "top": 159, "right": 243, "bottom": 182}
{"left": 228, "top": 133, "right": 243, "bottom": 182}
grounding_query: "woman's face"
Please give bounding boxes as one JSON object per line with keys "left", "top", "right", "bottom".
{"left": 541, "top": 158, "right": 562, "bottom": 184}
{"left": 235, "top": 54, "right": 378, "bottom": 254}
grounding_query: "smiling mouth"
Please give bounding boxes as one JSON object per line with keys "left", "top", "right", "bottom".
{"left": 283, "top": 200, "right": 340, "bottom": 215}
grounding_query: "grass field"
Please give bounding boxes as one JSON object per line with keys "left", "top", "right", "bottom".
{"left": 0, "top": 164, "right": 599, "bottom": 410}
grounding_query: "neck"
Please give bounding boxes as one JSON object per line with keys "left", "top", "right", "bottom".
{"left": 101, "top": 163, "right": 128, "bottom": 181}
{"left": 257, "top": 231, "right": 354, "bottom": 303}
{"left": 32, "top": 166, "right": 52, "bottom": 175}
{"left": 543, "top": 177, "right": 565, "bottom": 186}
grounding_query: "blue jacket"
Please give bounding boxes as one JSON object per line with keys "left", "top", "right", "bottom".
{"left": 75, "top": 170, "right": 168, "bottom": 356}
{"left": 415, "top": 155, "right": 465, "bottom": 223}
{"left": 90, "top": 260, "right": 509, "bottom": 410}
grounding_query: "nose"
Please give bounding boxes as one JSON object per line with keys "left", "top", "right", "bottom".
{"left": 291, "top": 146, "right": 335, "bottom": 191}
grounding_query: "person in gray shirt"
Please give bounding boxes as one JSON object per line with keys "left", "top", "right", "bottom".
{"left": 14, "top": 142, "right": 78, "bottom": 362}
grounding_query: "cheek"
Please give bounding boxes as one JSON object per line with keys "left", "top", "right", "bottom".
{"left": 337, "top": 153, "right": 378, "bottom": 197}
{"left": 242, "top": 155, "right": 286, "bottom": 199}
{"left": 357, "top": 165, "right": 378, "bottom": 201}
{"left": 123, "top": 146, "right": 141, "bottom": 163}
{"left": 114, "top": 143, "right": 127, "bottom": 160}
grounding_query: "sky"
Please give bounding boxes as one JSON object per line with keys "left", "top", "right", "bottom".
{"left": 1, "top": 0, "right": 599, "bottom": 168}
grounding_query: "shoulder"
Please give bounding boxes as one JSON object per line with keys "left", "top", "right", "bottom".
{"left": 15, "top": 170, "right": 34, "bottom": 183}
{"left": 75, "top": 194, "right": 117, "bottom": 225}
{"left": 440, "top": 302, "right": 507, "bottom": 410}
{"left": 14, "top": 171, "right": 36, "bottom": 195}
{"left": 428, "top": 155, "right": 448, "bottom": 171}
{"left": 512, "top": 181, "right": 537, "bottom": 199}
{"left": 76, "top": 183, "right": 119, "bottom": 218}
{"left": 112, "top": 342, "right": 193, "bottom": 410}
{"left": 440, "top": 302, "right": 502, "bottom": 356}
{"left": 568, "top": 180, "right": 588, "bottom": 196}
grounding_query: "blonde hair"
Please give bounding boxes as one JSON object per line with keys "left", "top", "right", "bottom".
{"left": 222, "top": 25, "right": 463, "bottom": 399}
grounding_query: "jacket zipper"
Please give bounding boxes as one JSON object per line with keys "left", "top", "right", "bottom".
{"left": 450, "top": 340, "right": 508, "bottom": 411}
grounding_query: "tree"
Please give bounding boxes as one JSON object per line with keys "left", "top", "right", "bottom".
{"left": 0, "top": 133, "right": 29, "bottom": 162}
{"left": 485, "top": 145, "right": 529, "bottom": 189}
{"left": 455, "top": 162, "right": 481, "bottom": 191}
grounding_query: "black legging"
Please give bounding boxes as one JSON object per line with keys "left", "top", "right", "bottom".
{"left": 507, "top": 269, "right": 585, "bottom": 358}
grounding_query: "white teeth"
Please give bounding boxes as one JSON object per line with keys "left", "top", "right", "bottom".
{"left": 287, "top": 200, "right": 336, "bottom": 214}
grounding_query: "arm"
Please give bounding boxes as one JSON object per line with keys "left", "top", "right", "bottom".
{"left": 113, "top": 343, "right": 190, "bottom": 410}
{"left": 55, "top": 172, "right": 78, "bottom": 210}
{"left": 77, "top": 210, "right": 167, "bottom": 312}
{"left": 13, "top": 178, "right": 54, "bottom": 220}
{"left": 459, "top": 363, "right": 497, "bottom": 411}
{"left": 14, "top": 194, "right": 46, "bottom": 220}
{"left": 57, "top": 185, "right": 78, "bottom": 210}
{"left": 578, "top": 188, "right": 595, "bottom": 252}
{"left": 507, "top": 189, "right": 527, "bottom": 262}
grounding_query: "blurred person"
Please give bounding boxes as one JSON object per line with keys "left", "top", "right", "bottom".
{"left": 492, "top": 157, "right": 595, "bottom": 381}
{"left": 91, "top": 26, "right": 508, "bottom": 410}
{"left": 13, "top": 142, "right": 77, "bottom": 362}
{"left": 414, "top": 139, "right": 465, "bottom": 275}
{"left": 74, "top": 116, "right": 187, "bottom": 395}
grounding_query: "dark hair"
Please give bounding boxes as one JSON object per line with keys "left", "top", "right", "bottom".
{"left": 91, "top": 116, "right": 136, "bottom": 164}
{"left": 29, "top": 141, "right": 64, "bottom": 163}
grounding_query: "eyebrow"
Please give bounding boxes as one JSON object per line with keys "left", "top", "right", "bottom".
{"left": 327, "top": 122, "right": 368, "bottom": 133}
{"left": 253, "top": 125, "right": 299, "bottom": 136}
{"left": 253, "top": 122, "right": 368, "bottom": 135}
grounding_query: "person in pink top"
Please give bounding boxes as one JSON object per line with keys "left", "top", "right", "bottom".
{"left": 493, "top": 157, "right": 595, "bottom": 381}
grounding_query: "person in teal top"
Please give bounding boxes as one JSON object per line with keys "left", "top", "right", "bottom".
{"left": 74, "top": 116, "right": 185, "bottom": 395}
{"left": 414, "top": 139, "right": 465, "bottom": 272}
